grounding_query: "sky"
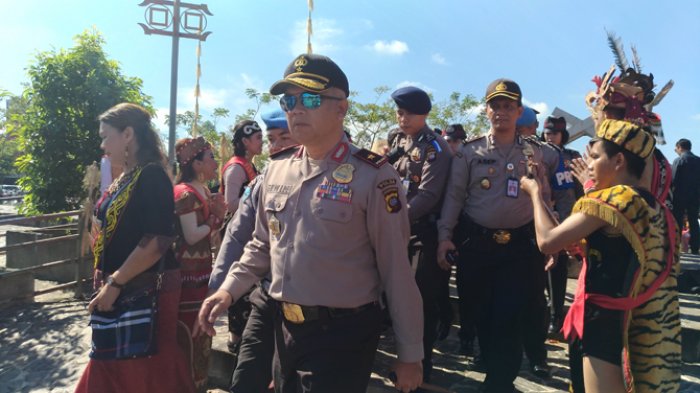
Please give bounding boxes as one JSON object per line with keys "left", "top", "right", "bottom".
{"left": 1, "top": 0, "right": 699, "bottom": 159}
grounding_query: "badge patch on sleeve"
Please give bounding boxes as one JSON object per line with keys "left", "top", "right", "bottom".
{"left": 426, "top": 146, "right": 437, "bottom": 162}
{"left": 383, "top": 187, "right": 402, "bottom": 213}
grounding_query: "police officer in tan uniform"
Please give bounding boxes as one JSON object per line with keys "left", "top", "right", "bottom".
{"left": 196, "top": 54, "right": 424, "bottom": 393}
{"left": 389, "top": 86, "right": 451, "bottom": 382}
{"left": 437, "top": 79, "right": 550, "bottom": 393}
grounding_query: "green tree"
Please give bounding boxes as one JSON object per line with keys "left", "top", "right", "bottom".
{"left": 234, "top": 88, "right": 274, "bottom": 124}
{"left": 428, "top": 92, "right": 489, "bottom": 136}
{"left": 13, "top": 29, "right": 152, "bottom": 214}
{"left": 0, "top": 93, "right": 25, "bottom": 183}
{"left": 345, "top": 86, "right": 395, "bottom": 149}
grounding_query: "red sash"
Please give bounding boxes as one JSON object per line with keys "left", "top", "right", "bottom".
{"left": 562, "top": 204, "right": 677, "bottom": 341}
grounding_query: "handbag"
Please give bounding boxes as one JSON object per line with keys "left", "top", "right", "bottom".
{"left": 88, "top": 270, "right": 162, "bottom": 360}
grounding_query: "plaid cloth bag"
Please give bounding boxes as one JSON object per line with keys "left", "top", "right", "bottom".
{"left": 88, "top": 264, "right": 163, "bottom": 360}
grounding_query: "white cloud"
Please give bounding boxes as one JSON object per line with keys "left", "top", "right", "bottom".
{"left": 522, "top": 98, "right": 549, "bottom": 121}
{"left": 431, "top": 53, "right": 448, "bottom": 65}
{"left": 394, "top": 80, "right": 433, "bottom": 93}
{"left": 181, "top": 87, "right": 229, "bottom": 110}
{"left": 289, "top": 18, "right": 343, "bottom": 55}
{"left": 152, "top": 72, "right": 274, "bottom": 141}
{"left": 370, "top": 40, "right": 409, "bottom": 56}
{"left": 692, "top": 113, "right": 700, "bottom": 121}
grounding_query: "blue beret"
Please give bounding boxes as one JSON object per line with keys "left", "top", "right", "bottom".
{"left": 261, "top": 108, "right": 288, "bottom": 130}
{"left": 516, "top": 106, "right": 539, "bottom": 127}
{"left": 391, "top": 86, "right": 431, "bottom": 115}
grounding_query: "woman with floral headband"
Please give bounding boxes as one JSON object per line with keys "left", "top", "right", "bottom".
{"left": 173, "top": 137, "right": 226, "bottom": 391}
{"left": 76, "top": 103, "right": 195, "bottom": 393}
{"left": 521, "top": 119, "right": 680, "bottom": 393}
{"left": 220, "top": 119, "right": 263, "bottom": 216}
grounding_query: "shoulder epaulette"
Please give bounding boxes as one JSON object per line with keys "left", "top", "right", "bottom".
{"left": 270, "top": 144, "right": 300, "bottom": 159}
{"left": 521, "top": 135, "right": 542, "bottom": 147}
{"left": 465, "top": 135, "right": 486, "bottom": 144}
{"left": 422, "top": 131, "right": 436, "bottom": 142}
{"left": 353, "top": 148, "right": 388, "bottom": 168}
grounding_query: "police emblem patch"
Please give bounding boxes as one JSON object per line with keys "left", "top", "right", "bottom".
{"left": 426, "top": 147, "right": 437, "bottom": 162}
{"left": 383, "top": 187, "right": 401, "bottom": 213}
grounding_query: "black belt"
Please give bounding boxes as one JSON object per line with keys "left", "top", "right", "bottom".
{"left": 471, "top": 221, "right": 534, "bottom": 246}
{"left": 279, "top": 301, "right": 379, "bottom": 324}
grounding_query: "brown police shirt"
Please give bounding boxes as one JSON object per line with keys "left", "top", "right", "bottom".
{"left": 219, "top": 136, "right": 424, "bottom": 362}
{"left": 438, "top": 133, "right": 550, "bottom": 241}
{"left": 392, "top": 126, "right": 452, "bottom": 222}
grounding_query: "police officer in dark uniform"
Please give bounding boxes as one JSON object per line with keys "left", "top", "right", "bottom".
{"left": 437, "top": 79, "right": 550, "bottom": 393}
{"left": 390, "top": 86, "right": 452, "bottom": 382}
{"left": 541, "top": 116, "right": 583, "bottom": 333}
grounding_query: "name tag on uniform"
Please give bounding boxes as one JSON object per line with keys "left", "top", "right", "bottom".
{"left": 506, "top": 177, "right": 519, "bottom": 198}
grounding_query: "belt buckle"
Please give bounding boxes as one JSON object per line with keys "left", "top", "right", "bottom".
{"left": 493, "top": 230, "right": 511, "bottom": 245}
{"left": 282, "top": 302, "right": 305, "bottom": 324}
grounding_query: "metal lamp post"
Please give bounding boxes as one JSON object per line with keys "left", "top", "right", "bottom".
{"left": 138, "top": 0, "right": 212, "bottom": 165}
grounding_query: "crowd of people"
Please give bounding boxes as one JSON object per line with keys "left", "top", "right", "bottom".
{"left": 73, "top": 47, "right": 693, "bottom": 393}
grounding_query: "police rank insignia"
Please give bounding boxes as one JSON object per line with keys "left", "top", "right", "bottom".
{"left": 316, "top": 181, "right": 352, "bottom": 203}
{"left": 268, "top": 215, "right": 281, "bottom": 237}
{"left": 410, "top": 147, "right": 422, "bottom": 162}
{"left": 332, "top": 163, "right": 354, "bottom": 184}
{"left": 383, "top": 187, "right": 401, "bottom": 213}
{"left": 488, "top": 167, "right": 496, "bottom": 175}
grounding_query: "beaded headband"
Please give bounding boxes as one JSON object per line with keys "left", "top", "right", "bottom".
{"left": 176, "top": 136, "right": 211, "bottom": 166}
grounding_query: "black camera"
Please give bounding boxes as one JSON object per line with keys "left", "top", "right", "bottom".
{"left": 445, "top": 250, "right": 458, "bottom": 265}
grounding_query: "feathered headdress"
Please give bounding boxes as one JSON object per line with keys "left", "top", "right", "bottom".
{"left": 585, "top": 31, "right": 673, "bottom": 144}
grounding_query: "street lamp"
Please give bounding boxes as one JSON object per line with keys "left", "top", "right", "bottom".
{"left": 138, "top": 0, "right": 213, "bottom": 165}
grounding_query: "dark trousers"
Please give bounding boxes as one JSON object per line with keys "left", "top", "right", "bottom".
{"left": 413, "top": 228, "right": 445, "bottom": 380}
{"left": 456, "top": 256, "right": 477, "bottom": 344}
{"left": 437, "top": 268, "right": 454, "bottom": 331}
{"left": 272, "top": 303, "right": 382, "bottom": 393}
{"left": 228, "top": 289, "right": 254, "bottom": 336}
{"left": 230, "top": 286, "right": 275, "bottom": 393}
{"left": 522, "top": 252, "right": 548, "bottom": 365}
{"left": 462, "top": 238, "right": 537, "bottom": 392}
{"left": 674, "top": 199, "right": 700, "bottom": 253}
{"left": 548, "top": 252, "right": 569, "bottom": 323}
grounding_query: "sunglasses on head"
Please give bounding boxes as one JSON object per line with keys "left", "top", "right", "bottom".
{"left": 280, "top": 92, "right": 343, "bottom": 112}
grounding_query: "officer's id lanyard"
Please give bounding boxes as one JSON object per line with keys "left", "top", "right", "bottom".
{"left": 496, "top": 141, "right": 519, "bottom": 199}
{"left": 506, "top": 162, "right": 519, "bottom": 198}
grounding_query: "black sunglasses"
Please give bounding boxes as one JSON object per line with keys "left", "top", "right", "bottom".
{"left": 280, "top": 92, "right": 343, "bottom": 112}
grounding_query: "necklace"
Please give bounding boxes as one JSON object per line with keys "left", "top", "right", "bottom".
{"left": 106, "top": 166, "right": 141, "bottom": 195}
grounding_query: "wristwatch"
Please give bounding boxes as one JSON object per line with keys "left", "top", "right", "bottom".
{"left": 105, "top": 275, "right": 124, "bottom": 289}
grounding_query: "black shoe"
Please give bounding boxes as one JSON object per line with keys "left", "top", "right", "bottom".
{"left": 531, "top": 362, "right": 551, "bottom": 379}
{"left": 459, "top": 338, "right": 474, "bottom": 356}
{"left": 465, "top": 355, "right": 486, "bottom": 373}
{"left": 548, "top": 317, "right": 562, "bottom": 334}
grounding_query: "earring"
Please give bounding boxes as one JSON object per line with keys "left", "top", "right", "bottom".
{"left": 124, "top": 145, "right": 130, "bottom": 168}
